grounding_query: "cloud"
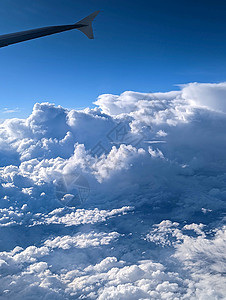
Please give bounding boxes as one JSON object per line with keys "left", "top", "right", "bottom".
{"left": 44, "top": 231, "right": 120, "bottom": 249}
{"left": 0, "top": 82, "right": 226, "bottom": 299}
{"left": 95, "top": 82, "right": 226, "bottom": 116}
{"left": 146, "top": 221, "right": 226, "bottom": 299}
{"left": 182, "top": 82, "right": 226, "bottom": 113}
{"left": 33, "top": 206, "right": 133, "bottom": 227}
{"left": 1, "top": 108, "right": 20, "bottom": 114}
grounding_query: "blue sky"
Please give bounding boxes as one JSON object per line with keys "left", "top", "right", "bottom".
{"left": 0, "top": 0, "right": 225, "bottom": 118}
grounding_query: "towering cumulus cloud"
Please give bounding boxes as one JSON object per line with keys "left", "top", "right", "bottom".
{"left": 0, "top": 82, "right": 226, "bottom": 299}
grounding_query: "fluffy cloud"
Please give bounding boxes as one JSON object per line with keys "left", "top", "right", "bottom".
{"left": 0, "top": 82, "right": 226, "bottom": 299}
{"left": 44, "top": 231, "right": 120, "bottom": 249}
{"left": 34, "top": 206, "right": 133, "bottom": 227}
{"left": 182, "top": 82, "right": 226, "bottom": 112}
{"left": 146, "top": 221, "right": 226, "bottom": 299}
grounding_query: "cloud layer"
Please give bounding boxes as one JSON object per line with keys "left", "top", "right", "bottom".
{"left": 0, "top": 82, "right": 226, "bottom": 299}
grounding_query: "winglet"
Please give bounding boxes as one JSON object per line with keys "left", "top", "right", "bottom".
{"left": 75, "top": 11, "right": 100, "bottom": 39}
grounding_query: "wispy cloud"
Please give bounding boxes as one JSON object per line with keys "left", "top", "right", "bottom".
{"left": 1, "top": 107, "right": 20, "bottom": 114}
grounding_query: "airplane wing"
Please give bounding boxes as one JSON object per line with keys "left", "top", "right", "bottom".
{"left": 0, "top": 11, "right": 100, "bottom": 48}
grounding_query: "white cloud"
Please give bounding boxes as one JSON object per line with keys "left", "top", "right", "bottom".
{"left": 146, "top": 221, "right": 226, "bottom": 299}
{"left": 44, "top": 231, "right": 120, "bottom": 249}
{"left": 35, "top": 206, "right": 133, "bottom": 227}
{"left": 182, "top": 82, "right": 226, "bottom": 113}
{"left": 1, "top": 108, "right": 20, "bottom": 114}
{"left": 0, "top": 82, "right": 226, "bottom": 299}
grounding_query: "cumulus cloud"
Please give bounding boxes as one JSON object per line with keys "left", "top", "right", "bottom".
{"left": 0, "top": 82, "right": 226, "bottom": 299}
{"left": 182, "top": 82, "right": 226, "bottom": 112}
{"left": 33, "top": 206, "right": 133, "bottom": 227}
{"left": 146, "top": 221, "right": 226, "bottom": 299}
{"left": 44, "top": 231, "right": 120, "bottom": 249}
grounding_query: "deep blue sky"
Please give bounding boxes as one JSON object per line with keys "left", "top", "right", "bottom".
{"left": 0, "top": 0, "right": 225, "bottom": 118}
